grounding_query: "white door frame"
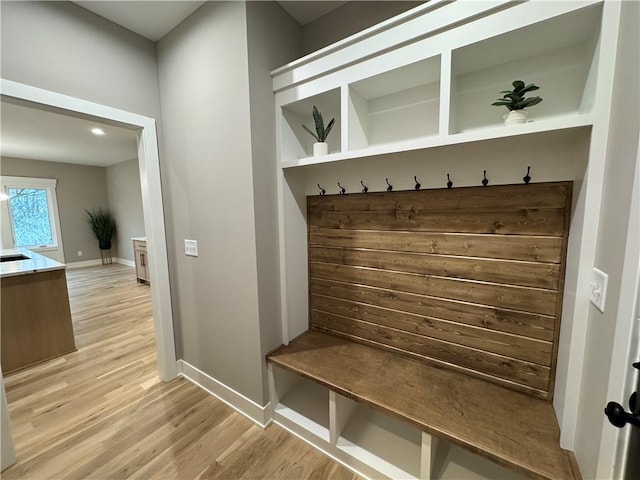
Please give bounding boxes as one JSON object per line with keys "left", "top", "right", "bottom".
{"left": 0, "top": 78, "right": 177, "bottom": 381}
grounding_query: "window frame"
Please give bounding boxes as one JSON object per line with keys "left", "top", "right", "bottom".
{"left": 1, "top": 176, "right": 63, "bottom": 254}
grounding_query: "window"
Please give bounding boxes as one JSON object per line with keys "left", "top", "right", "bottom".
{"left": 8, "top": 188, "right": 54, "bottom": 247}
{"left": 1, "top": 176, "right": 61, "bottom": 251}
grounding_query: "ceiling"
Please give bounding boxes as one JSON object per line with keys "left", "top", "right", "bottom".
{"left": 73, "top": 1, "right": 347, "bottom": 41}
{"left": 0, "top": 99, "right": 139, "bottom": 167}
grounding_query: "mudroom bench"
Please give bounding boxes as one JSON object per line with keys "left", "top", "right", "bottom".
{"left": 267, "top": 330, "right": 580, "bottom": 480}
{"left": 267, "top": 182, "right": 579, "bottom": 479}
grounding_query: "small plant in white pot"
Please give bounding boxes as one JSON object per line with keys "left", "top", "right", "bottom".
{"left": 492, "top": 80, "right": 543, "bottom": 126}
{"left": 302, "top": 105, "right": 335, "bottom": 156}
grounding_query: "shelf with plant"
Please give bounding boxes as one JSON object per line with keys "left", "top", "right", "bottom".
{"left": 280, "top": 89, "right": 341, "bottom": 163}
{"left": 449, "top": 4, "right": 602, "bottom": 134}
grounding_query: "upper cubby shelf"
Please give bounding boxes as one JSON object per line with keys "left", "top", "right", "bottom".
{"left": 450, "top": 4, "right": 602, "bottom": 134}
{"left": 281, "top": 88, "right": 341, "bottom": 161}
{"left": 348, "top": 57, "right": 440, "bottom": 151}
{"left": 274, "top": 0, "right": 604, "bottom": 168}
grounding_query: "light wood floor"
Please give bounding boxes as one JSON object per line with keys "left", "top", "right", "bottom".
{"left": 3, "top": 264, "right": 357, "bottom": 479}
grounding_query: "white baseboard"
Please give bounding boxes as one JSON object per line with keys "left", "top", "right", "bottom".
{"left": 115, "top": 258, "right": 135, "bottom": 267}
{"left": 66, "top": 258, "right": 135, "bottom": 269}
{"left": 66, "top": 259, "right": 103, "bottom": 269}
{"left": 177, "top": 359, "right": 271, "bottom": 427}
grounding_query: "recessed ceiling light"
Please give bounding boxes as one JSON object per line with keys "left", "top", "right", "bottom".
{"left": 91, "top": 128, "right": 106, "bottom": 136}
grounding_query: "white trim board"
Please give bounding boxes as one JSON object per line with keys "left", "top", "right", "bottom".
{"left": 0, "top": 78, "right": 177, "bottom": 382}
{"left": 67, "top": 258, "right": 135, "bottom": 269}
{"left": 115, "top": 258, "right": 135, "bottom": 268}
{"left": 177, "top": 360, "right": 271, "bottom": 428}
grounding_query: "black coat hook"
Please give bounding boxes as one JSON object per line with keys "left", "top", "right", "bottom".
{"left": 386, "top": 178, "right": 393, "bottom": 192}
{"left": 338, "top": 182, "right": 346, "bottom": 195}
{"left": 361, "top": 180, "right": 368, "bottom": 194}
{"left": 482, "top": 170, "right": 489, "bottom": 187}
{"left": 317, "top": 184, "right": 326, "bottom": 196}
{"left": 414, "top": 176, "right": 421, "bottom": 190}
{"left": 523, "top": 166, "right": 531, "bottom": 184}
{"left": 446, "top": 173, "right": 453, "bottom": 189}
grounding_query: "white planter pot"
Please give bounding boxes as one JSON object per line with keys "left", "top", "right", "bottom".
{"left": 313, "top": 142, "right": 328, "bottom": 156}
{"left": 504, "top": 110, "right": 528, "bottom": 126}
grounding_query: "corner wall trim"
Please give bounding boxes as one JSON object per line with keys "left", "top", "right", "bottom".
{"left": 177, "top": 360, "right": 271, "bottom": 427}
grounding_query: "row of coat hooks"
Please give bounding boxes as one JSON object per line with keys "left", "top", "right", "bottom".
{"left": 317, "top": 166, "right": 533, "bottom": 195}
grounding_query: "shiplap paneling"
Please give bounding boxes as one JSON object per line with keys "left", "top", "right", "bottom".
{"left": 308, "top": 182, "right": 572, "bottom": 399}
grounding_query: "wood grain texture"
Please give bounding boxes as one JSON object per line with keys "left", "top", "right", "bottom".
{"left": 267, "top": 330, "right": 579, "bottom": 480}
{"left": 310, "top": 245, "right": 560, "bottom": 289}
{"left": 309, "top": 230, "right": 563, "bottom": 263}
{"left": 308, "top": 182, "right": 572, "bottom": 399}
{"left": 3, "top": 265, "right": 356, "bottom": 480}
{"left": 1, "top": 269, "right": 76, "bottom": 374}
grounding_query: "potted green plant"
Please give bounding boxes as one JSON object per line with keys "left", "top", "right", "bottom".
{"left": 85, "top": 207, "right": 116, "bottom": 250}
{"left": 492, "top": 80, "right": 543, "bottom": 125}
{"left": 302, "top": 105, "right": 335, "bottom": 156}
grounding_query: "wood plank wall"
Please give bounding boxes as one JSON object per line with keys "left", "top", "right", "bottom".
{"left": 307, "top": 182, "right": 572, "bottom": 400}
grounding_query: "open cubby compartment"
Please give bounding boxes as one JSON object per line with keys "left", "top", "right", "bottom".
{"left": 334, "top": 394, "right": 422, "bottom": 479}
{"left": 348, "top": 56, "right": 441, "bottom": 151}
{"left": 434, "top": 443, "right": 521, "bottom": 480}
{"left": 270, "top": 365, "right": 330, "bottom": 442}
{"left": 281, "top": 88, "right": 341, "bottom": 162}
{"left": 450, "top": 3, "right": 602, "bottom": 134}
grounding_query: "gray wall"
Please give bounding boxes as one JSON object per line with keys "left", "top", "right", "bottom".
{"left": 574, "top": 1, "right": 640, "bottom": 477}
{"left": 0, "top": 1, "right": 161, "bottom": 119}
{"left": 0, "top": 156, "right": 110, "bottom": 262}
{"left": 301, "top": 1, "right": 423, "bottom": 54}
{"left": 157, "top": 1, "right": 265, "bottom": 403}
{"left": 246, "top": 0, "right": 302, "bottom": 400}
{"left": 106, "top": 158, "right": 145, "bottom": 262}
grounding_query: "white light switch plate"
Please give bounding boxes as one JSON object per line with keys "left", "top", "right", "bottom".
{"left": 589, "top": 267, "right": 608, "bottom": 313}
{"left": 184, "top": 239, "right": 198, "bottom": 257}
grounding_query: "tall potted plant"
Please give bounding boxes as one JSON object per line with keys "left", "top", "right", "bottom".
{"left": 492, "top": 80, "right": 543, "bottom": 125}
{"left": 302, "top": 105, "right": 335, "bottom": 156}
{"left": 85, "top": 207, "right": 116, "bottom": 250}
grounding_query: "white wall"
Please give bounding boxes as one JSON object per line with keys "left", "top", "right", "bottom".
{"left": 574, "top": 1, "right": 640, "bottom": 477}
{"left": 156, "top": 1, "right": 265, "bottom": 403}
{"left": 106, "top": 158, "right": 145, "bottom": 262}
{"left": 246, "top": 1, "right": 302, "bottom": 398}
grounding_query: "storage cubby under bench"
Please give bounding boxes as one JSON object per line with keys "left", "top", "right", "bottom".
{"left": 267, "top": 182, "right": 580, "bottom": 480}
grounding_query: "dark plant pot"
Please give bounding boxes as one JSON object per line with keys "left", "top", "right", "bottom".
{"left": 99, "top": 239, "right": 112, "bottom": 250}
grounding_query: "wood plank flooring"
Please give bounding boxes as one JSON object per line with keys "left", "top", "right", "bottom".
{"left": 3, "top": 264, "right": 357, "bottom": 479}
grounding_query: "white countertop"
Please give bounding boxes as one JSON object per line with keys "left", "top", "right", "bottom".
{"left": 131, "top": 237, "right": 147, "bottom": 242}
{"left": 0, "top": 248, "right": 66, "bottom": 278}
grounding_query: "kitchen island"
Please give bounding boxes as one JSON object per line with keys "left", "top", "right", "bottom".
{"left": 1, "top": 248, "right": 76, "bottom": 374}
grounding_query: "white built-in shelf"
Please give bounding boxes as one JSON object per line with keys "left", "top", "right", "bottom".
{"left": 281, "top": 88, "right": 341, "bottom": 161}
{"left": 348, "top": 57, "right": 440, "bottom": 151}
{"left": 450, "top": 3, "right": 602, "bottom": 134}
{"left": 276, "top": 2, "right": 602, "bottom": 169}
{"left": 336, "top": 398, "right": 422, "bottom": 480}
{"left": 281, "top": 113, "right": 593, "bottom": 169}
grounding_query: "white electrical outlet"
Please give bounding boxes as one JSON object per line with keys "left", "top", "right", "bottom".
{"left": 77, "top": 250, "right": 83, "bottom": 257}
{"left": 589, "top": 267, "right": 608, "bottom": 313}
{"left": 184, "top": 239, "right": 198, "bottom": 257}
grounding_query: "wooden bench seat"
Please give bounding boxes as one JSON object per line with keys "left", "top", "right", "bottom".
{"left": 267, "top": 330, "right": 580, "bottom": 480}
